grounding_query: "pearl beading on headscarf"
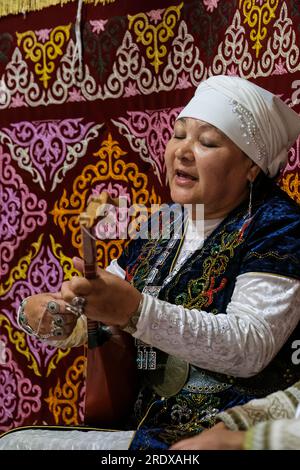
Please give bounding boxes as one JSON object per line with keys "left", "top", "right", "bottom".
{"left": 231, "top": 99, "right": 268, "bottom": 162}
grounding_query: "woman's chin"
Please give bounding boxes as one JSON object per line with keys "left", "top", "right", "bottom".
{"left": 169, "top": 186, "right": 197, "bottom": 205}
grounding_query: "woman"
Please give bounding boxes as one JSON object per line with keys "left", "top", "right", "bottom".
{"left": 6, "top": 75, "right": 300, "bottom": 450}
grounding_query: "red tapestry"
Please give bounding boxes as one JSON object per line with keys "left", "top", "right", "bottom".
{"left": 0, "top": 0, "right": 299, "bottom": 433}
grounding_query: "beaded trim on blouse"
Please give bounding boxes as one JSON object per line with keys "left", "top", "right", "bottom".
{"left": 230, "top": 99, "right": 268, "bottom": 163}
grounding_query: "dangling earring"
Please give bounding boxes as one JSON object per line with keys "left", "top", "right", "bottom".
{"left": 248, "top": 180, "right": 253, "bottom": 219}
{"left": 238, "top": 180, "right": 253, "bottom": 240}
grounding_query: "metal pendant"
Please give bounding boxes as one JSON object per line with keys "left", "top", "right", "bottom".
{"left": 136, "top": 341, "right": 157, "bottom": 370}
{"left": 142, "top": 285, "right": 161, "bottom": 297}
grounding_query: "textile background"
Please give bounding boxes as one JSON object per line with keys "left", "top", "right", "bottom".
{"left": 0, "top": 0, "right": 299, "bottom": 433}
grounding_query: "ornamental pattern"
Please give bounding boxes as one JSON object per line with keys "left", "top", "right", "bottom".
{"left": 1, "top": 119, "right": 102, "bottom": 191}
{"left": 45, "top": 355, "right": 86, "bottom": 425}
{"left": 0, "top": 340, "right": 42, "bottom": 431}
{"left": 128, "top": 3, "right": 183, "bottom": 74}
{"left": 0, "top": 145, "right": 47, "bottom": 276}
{"left": 112, "top": 107, "right": 182, "bottom": 185}
{"left": 51, "top": 133, "right": 161, "bottom": 267}
{"left": 16, "top": 24, "right": 71, "bottom": 88}
{"left": 240, "top": 0, "right": 279, "bottom": 57}
{"left": 0, "top": 0, "right": 299, "bottom": 434}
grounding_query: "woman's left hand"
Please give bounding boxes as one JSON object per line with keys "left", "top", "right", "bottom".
{"left": 60, "top": 257, "right": 142, "bottom": 327}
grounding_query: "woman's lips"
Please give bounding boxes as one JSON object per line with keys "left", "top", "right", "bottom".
{"left": 174, "top": 170, "right": 198, "bottom": 185}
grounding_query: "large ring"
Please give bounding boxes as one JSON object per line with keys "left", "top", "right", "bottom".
{"left": 69, "top": 296, "right": 86, "bottom": 316}
{"left": 52, "top": 314, "right": 64, "bottom": 327}
{"left": 51, "top": 326, "right": 64, "bottom": 337}
{"left": 65, "top": 304, "right": 82, "bottom": 318}
{"left": 46, "top": 300, "right": 60, "bottom": 315}
{"left": 71, "top": 297, "right": 86, "bottom": 309}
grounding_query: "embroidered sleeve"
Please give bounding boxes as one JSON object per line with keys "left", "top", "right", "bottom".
{"left": 244, "top": 419, "right": 300, "bottom": 450}
{"left": 134, "top": 272, "right": 300, "bottom": 377}
{"left": 217, "top": 381, "right": 300, "bottom": 430}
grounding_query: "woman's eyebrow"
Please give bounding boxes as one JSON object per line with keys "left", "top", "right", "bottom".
{"left": 175, "top": 119, "right": 225, "bottom": 138}
{"left": 198, "top": 124, "right": 225, "bottom": 139}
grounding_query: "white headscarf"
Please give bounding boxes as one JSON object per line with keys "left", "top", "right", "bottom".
{"left": 177, "top": 75, "right": 300, "bottom": 177}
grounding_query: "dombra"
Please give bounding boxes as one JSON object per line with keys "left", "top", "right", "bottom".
{"left": 80, "top": 192, "right": 138, "bottom": 427}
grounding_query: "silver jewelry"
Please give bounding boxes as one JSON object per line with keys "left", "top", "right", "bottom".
{"left": 136, "top": 339, "right": 157, "bottom": 370}
{"left": 65, "top": 303, "right": 82, "bottom": 317}
{"left": 52, "top": 314, "right": 64, "bottom": 327}
{"left": 248, "top": 180, "right": 253, "bottom": 219}
{"left": 51, "top": 326, "right": 64, "bottom": 337}
{"left": 17, "top": 298, "right": 53, "bottom": 340}
{"left": 46, "top": 300, "right": 61, "bottom": 315}
{"left": 71, "top": 296, "right": 86, "bottom": 308}
{"left": 70, "top": 296, "right": 86, "bottom": 316}
{"left": 17, "top": 297, "right": 36, "bottom": 337}
{"left": 122, "top": 293, "right": 157, "bottom": 370}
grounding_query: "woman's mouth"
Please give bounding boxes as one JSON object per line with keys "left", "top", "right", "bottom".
{"left": 174, "top": 169, "right": 198, "bottom": 185}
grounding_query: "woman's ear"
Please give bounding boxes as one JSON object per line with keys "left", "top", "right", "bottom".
{"left": 247, "top": 163, "right": 261, "bottom": 182}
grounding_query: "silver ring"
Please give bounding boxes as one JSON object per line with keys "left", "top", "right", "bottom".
{"left": 52, "top": 315, "right": 64, "bottom": 327}
{"left": 71, "top": 297, "right": 86, "bottom": 308}
{"left": 65, "top": 304, "right": 82, "bottom": 318}
{"left": 46, "top": 301, "right": 60, "bottom": 315}
{"left": 51, "top": 326, "right": 64, "bottom": 337}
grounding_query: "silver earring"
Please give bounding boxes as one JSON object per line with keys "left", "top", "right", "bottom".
{"left": 248, "top": 180, "right": 253, "bottom": 219}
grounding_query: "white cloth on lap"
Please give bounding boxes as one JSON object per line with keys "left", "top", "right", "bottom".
{"left": 0, "top": 428, "right": 134, "bottom": 450}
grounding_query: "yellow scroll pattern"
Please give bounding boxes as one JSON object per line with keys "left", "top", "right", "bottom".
{"left": 17, "top": 24, "right": 71, "bottom": 88}
{"left": 45, "top": 355, "right": 86, "bottom": 425}
{"left": 0, "top": 235, "right": 43, "bottom": 296}
{"left": 50, "top": 234, "right": 80, "bottom": 280}
{"left": 128, "top": 3, "right": 183, "bottom": 73}
{"left": 0, "top": 314, "right": 42, "bottom": 377}
{"left": 281, "top": 173, "right": 300, "bottom": 205}
{"left": 239, "top": 0, "right": 279, "bottom": 57}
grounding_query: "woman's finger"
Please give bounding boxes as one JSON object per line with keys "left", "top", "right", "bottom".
{"left": 69, "top": 276, "right": 95, "bottom": 296}
{"left": 60, "top": 279, "right": 91, "bottom": 319}
{"left": 72, "top": 256, "right": 84, "bottom": 273}
{"left": 60, "top": 280, "right": 77, "bottom": 304}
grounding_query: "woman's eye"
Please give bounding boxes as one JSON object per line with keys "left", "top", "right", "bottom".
{"left": 173, "top": 134, "right": 185, "bottom": 139}
{"left": 201, "top": 140, "right": 217, "bottom": 148}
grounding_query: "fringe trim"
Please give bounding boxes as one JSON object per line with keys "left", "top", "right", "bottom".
{"left": 0, "top": 0, "right": 116, "bottom": 18}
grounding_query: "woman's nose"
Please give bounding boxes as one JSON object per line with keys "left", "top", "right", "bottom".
{"left": 174, "top": 143, "right": 195, "bottom": 161}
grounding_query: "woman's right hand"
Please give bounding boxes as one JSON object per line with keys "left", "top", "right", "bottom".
{"left": 19, "top": 292, "right": 79, "bottom": 341}
{"left": 169, "top": 422, "right": 246, "bottom": 450}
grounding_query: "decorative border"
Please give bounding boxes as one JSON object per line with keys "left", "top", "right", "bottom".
{"left": 0, "top": 0, "right": 116, "bottom": 19}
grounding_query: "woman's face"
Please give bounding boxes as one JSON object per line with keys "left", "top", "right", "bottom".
{"left": 165, "top": 117, "right": 256, "bottom": 219}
